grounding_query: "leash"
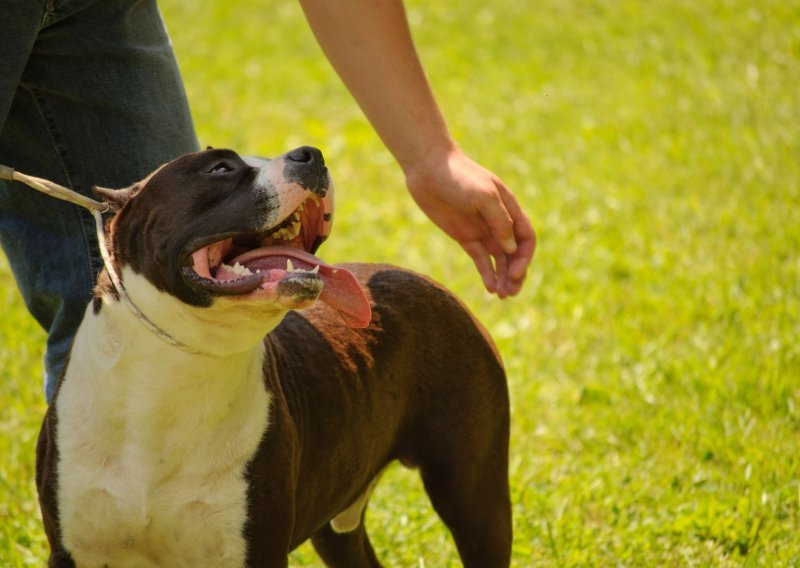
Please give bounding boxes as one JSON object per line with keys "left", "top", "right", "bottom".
{"left": 0, "top": 164, "right": 197, "bottom": 353}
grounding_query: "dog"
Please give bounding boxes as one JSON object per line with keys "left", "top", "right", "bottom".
{"left": 36, "top": 146, "right": 512, "bottom": 567}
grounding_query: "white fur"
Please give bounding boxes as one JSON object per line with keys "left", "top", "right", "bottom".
{"left": 57, "top": 270, "right": 282, "bottom": 567}
{"left": 250, "top": 156, "right": 327, "bottom": 228}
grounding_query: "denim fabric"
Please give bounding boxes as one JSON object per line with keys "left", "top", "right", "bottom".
{"left": 0, "top": 0, "right": 199, "bottom": 402}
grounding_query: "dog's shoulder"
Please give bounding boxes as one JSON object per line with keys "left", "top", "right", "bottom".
{"left": 341, "top": 262, "right": 457, "bottom": 305}
{"left": 269, "top": 262, "right": 497, "bottom": 368}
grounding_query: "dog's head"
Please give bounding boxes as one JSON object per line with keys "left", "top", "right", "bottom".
{"left": 94, "top": 147, "right": 371, "bottom": 348}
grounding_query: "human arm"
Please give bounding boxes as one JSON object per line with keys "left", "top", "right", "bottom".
{"left": 298, "top": 0, "right": 535, "bottom": 296}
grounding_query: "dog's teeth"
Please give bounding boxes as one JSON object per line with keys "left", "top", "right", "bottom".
{"left": 221, "top": 262, "right": 253, "bottom": 277}
{"left": 266, "top": 213, "right": 303, "bottom": 241}
{"left": 283, "top": 259, "right": 319, "bottom": 274}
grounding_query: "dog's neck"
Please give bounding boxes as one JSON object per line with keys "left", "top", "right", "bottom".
{"left": 68, "top": 300, "right": 266, "bottom": 406}
{"left": 102, "top": 267, "right": 287, "bottom": 356}
{"left": 58, "top": 267, "right": 279, "bottom": 452}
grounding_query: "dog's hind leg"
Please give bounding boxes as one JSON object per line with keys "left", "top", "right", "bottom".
{"left": 412, "top": 362, "right": 513, "bottom": 568}
{"left": 310, "top": 508, "right": 382, "bottom": 568}
{"left": 418, "top": 437, "right": 512, "bottom": 568}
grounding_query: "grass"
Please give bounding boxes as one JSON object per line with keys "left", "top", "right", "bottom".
{"left": 1, "top": 0, "right": 799, "bottom": 565}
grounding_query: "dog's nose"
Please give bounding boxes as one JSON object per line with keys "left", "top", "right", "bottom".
{"left": 284, "top": 146, "right": 328, "bottom": 197}
{"left": 287, "top": 146, "right": 325, "bottom": 167}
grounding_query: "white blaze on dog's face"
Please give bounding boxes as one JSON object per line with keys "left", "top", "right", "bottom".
{"left": 94, "top": 147, "right": 370, "bottom": 353}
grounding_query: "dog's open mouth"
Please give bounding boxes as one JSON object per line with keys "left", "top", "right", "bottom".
{"left": 181, "top": 196, "right": 371, "bottom": 327}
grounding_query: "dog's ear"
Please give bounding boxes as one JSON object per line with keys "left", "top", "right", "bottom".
{"left": 93, "top": 183, "right": 139, "bottom": 212}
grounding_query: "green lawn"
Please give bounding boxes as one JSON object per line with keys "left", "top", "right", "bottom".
{"left": 2, "top": 0, "right": 799, "bottom": 565}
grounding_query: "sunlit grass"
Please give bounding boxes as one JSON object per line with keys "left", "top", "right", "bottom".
{"left": 1, "top": 0, "right": 798, "bottom": 565}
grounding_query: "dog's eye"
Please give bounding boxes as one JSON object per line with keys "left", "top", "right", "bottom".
{"left": 208, "top": 163, "right": 234, "bottom": 174}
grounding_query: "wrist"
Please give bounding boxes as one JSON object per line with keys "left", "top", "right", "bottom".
{"left": 398, "top": 137, "right": 461, "bottom": 184}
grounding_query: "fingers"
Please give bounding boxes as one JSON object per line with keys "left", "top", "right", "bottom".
{"left": 491, "top": 242, "right": 510, "bottom": 298}
{"left": 478, "top": 176, "right": 517, "bottom": 256}
{"left": 471, "top": 177, "right": 534, "bottom": 297}
{"left": 498, "top": 182, "right": 536, "bottom": 283}
{"left": 462, "top": 240, "right": 497, "bottom": 294}
{"left": 462, "top": 238, "right": 517, "bottom": 299}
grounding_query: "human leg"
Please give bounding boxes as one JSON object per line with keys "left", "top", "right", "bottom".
{"left": 0, "top": 0, "right": 199, "bottom": 401}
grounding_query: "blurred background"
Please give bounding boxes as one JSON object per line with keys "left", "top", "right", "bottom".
{"left": 1, "top": 0, "right": 798, "bottom": 565}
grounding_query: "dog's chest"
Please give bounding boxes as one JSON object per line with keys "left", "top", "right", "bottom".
{"left": 59, "top": 467, "right": 251, "bottom": 567}
{"left": 54, "top": 314, "right": 270, "bottom": 567}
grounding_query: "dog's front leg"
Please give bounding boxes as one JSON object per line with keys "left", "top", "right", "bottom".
{"left": 242, "top": 396, "right": 301, "bottom": 567}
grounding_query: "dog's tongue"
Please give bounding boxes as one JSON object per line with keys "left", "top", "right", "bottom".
{"left": 215, "top": 247, "right": 371, "bottom": 328}
{"left": 305, "top": 261, "right": 371, "bottom": 328}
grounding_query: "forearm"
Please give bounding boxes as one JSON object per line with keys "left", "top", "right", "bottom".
{"left": 298, "top": 0, "right": 455, "bottom": 172}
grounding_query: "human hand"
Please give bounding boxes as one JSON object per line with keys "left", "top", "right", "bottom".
{"left": 404, "top": 149, "right": 536, "bottom": 298}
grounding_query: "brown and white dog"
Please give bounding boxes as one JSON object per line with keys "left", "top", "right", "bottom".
{"left": 36, "top": 147, "right": 512, "bottom": 567}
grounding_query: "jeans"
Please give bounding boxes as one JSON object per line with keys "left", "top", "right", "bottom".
{"left": 0, "top": 0, "right": 199, "bottom": 402}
